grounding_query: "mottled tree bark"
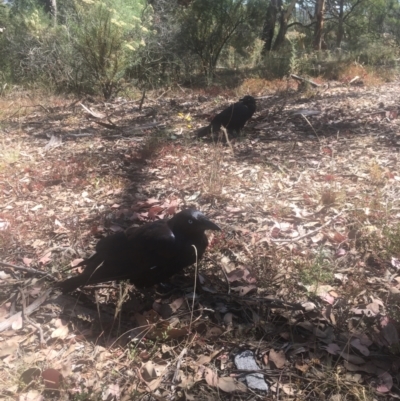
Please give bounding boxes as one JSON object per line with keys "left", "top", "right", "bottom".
{"left": 261, "top": 0, "right": 280, "bottom": 53}
{"left": 272, "top": 0, "right": 297, "bottom": 51}
{"left": 336, "top": 0, "right": 344, "bottom": 47}
{"left": 313, "top": 0, "right": 325, "bottom": 50}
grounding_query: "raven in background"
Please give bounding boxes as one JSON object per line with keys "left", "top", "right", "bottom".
{"left": 196, "top": 95, "right": 256, "bottom": 138}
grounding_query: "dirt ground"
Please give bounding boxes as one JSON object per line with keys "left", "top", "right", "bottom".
{"left": 1, "top": 77, "right": 400, "bottom": 400}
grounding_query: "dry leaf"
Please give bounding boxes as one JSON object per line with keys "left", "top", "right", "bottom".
{"left": 196, "top": 355, "right": 211, "bottom": 365}
{"left": 281, "top": 383, "right": 297, "bottom": 396}
{"left": 0, "top": 337, "right": 21, "bottom": 357}
{"left": 339, "top": 352, "right": 365, "bottom": 365}
{"left": 204, "top": 368, "right": 218, "bottom": 387}
{"left": 102, "top": 383, "right": 120, "bottom": 400}
{"left": 11, "top": 315, "right": 23, "bottom": 331}
{"left": 23, "top": 258, "right": 33, "bottom": 266}
{"left": 18, "top": 391, "right": 43, "bottom": 401}
{"left": 42, "top": 368, "right": 62, "bottom": 389}
{"left": 205, "top": 327, "right": 224, "bottom": 339}
{"left": 269, "top": 349, "right": 286, "bottom": 369}
{"left": 323, "top": 343, "right": 341, "bottom": 355}
{"left": 295, "top": 362, "right": 310, "bottom": 372}
{"left": 376, "top": 372, "right": 393, "bottom": 393}
{"left": 350, "top": 339, "right": 369, "bottom": 356}
{"left": 51, "top": 324, "right": 69, "bottom": 339}
{"left": 217, "top": 377, "right": 247, "bottom": 393}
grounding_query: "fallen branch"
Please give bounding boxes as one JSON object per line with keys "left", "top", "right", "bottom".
{"left": 271, "top": 211, "right": 344, "bottom": 243}
{"left": 0, "top": 260, "right": 50, "bottom": 277}
{"left": 80, "top": 103, "right": 106, "bottom": 119}
{"left": 291, "top": 74, "right": 321, "bottom": 88}
{"left": 349, "top": 76, "right": 360, "bottom": 85}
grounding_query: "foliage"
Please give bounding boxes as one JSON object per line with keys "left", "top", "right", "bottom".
{"left": 175, "top": 0, "right": 264, "bottom": 79}
{"left": 0, "top": 0, "right": 399, "bottom": 92}
{"left": 1, "top": 0, "right": 152, "bottom": 98}
{"left": 69, "top": 0, "right": 152, "bottom": 98}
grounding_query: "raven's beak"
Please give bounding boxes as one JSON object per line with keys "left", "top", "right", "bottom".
{"left": 200, "top": 216, "right": 220, "bottom": 231}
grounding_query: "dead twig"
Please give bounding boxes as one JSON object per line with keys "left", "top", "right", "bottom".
{"left": 139, "top": 90, "right": 146, "bottom": 111}
{"left": 172, "top": 348, "right": 187, "bottom": 384}
{"left": 220, "top": 265, "right": 231, "bottom": 295}
{"left": 301, "top": 113, "right": 320, "bottom": 142}
{"left": 220, "top": 126, "right": 234, "bottom": 154}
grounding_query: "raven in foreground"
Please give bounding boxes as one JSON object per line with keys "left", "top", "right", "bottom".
{"left": 57, "top": 209, "right": 220, "bottom": 293}
{"left": 196, "top": 95, "right": 256, "bottom": 138}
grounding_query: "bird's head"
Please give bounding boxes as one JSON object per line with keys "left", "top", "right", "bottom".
{"left": 169, "top": 209, "right": 220, "bottom": 235}
{"left": 239, "top": 95, "right": 256, "bottom": 106}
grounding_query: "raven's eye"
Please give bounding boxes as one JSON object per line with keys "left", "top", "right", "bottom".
{"left": 188, "top": 219, "right": 193, "bottom": 224}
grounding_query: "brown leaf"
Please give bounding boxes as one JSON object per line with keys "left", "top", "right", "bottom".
{"left": 269, "top": 349, "right": 286, "bottom": 369}
{"left": 166, "top": 327, "right": 188, "bottom": 339}
{"left": 70, "top": 258, "right": 84, "bottom": 267}
{"left": 204, "top": 368, "right": 218, "bottom": 387}
{"left": 217, "top": 377, "right": 247, "bottom": 393}
{"left": 51, "top": 324, "right": 69, "bottom": 339}
{"left": 194, "top": 365, "right": 205, "bottom": 382}
{"left": 350, "top": 338, "right": 369, "bottom": 356}
{"left": 376, "top": 371, "right": 393, "bottom": 393}
{"left": 148, "top": 205, "right": 164, "bottom": 219}
{"left": 339, "top": 352, "right": 365, "bottom": 365}
{"left": 343, "top": 361, "right": 359, "bottom": 372}
{"left": 366, "top": 298, "right": 384, "bottom": 314}
{"left": 39, "top": 251, "right": 52, "bottom": 265}
{"left": 332, "top": 231, "right": 347, "bottom": 243}
{"left": 295, "top": 362, "right": 310, "bottom": 372}
{"left": 42, "top": 368, "right": 62, "bottom": 389}
{"left": 134, "top": 312, "right": 150, "bottom": 328}
{"left": 323, "top": 343, "right": 341, "bottom": 355}
{"left": 139, "top": 351, "right": 151, "bottom": 361}
{"left": 0, "top": 303, "right": 10, "bottom": 320}
{"left": 281, "top": 383, "right": 297, "bottom": 395}
{"left": 152, "top": 297, "right": 185, "bottom": 319}
{"left": 205, "top": 327, "right": 224, "bottom": 339}
{"left": 196, "top": 355, "right": 211, "bottom": 365}
{"left": 231, "top": 285, "right": 257, "bottom": 296}
{"left": 141, "top": 361, "right": 158, "bottom": 381}
{"left": 226, "top": 267, "right": 256, "bottom": 284}
{"left": 23, "top": 258, "right": 33, "bottom": 267}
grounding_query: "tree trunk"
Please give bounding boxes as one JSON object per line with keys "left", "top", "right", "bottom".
{"left": 50, "top": 0, "right": 57, "bottom": 26}
{"left": 313, "top": 0, "right": 325, "bottom": 50}
{"left": 272, "top": 0, "right": 298, "bottom": 51}
{"left": 336, "top": 0, "right": 344, "bottom": 47}
{"left": 261, "top": 0, "right": 279, "bottom": 53}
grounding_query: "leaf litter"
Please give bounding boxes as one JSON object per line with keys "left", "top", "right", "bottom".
{"left": 0, "top": 80, "right": 400, "bottom": 399}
